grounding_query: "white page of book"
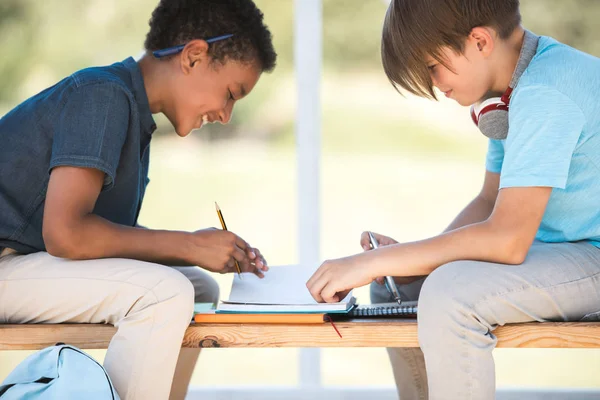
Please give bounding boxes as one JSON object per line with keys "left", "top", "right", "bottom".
{"left": 224, "top": 264, "right": 352, "bottom": 305}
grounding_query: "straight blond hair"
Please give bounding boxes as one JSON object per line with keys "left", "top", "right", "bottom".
{"left": 381, "top": 0, "right": 521, "bottom": 99}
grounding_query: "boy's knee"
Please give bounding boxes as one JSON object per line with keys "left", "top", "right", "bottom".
{"left": 419, "top": 260, "right": 480, "bottom": 304}
{"left": 418, "top": 261, "right": 477, "bottom": 328}
{"left": 135, "top": 265, "right": 195, "bottom": 320}
{"left": 195, "top": 274, "right": 219, "bottom": 304}
{"left": 159, "top": 271, "right": 195, "bottom": 313}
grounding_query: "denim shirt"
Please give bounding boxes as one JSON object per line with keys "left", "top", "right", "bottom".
{"left": 0, "top": 57, "right": 156, "bottom": 254}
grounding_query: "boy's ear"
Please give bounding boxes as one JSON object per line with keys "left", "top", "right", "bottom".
{"left": 180, "top": 39, "right": 210, "bottom": 74}
{"left": 469, "top": 27, "right": 495, "bottom": 57}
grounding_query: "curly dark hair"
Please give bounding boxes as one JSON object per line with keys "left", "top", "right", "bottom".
{"left": 144, "top": 0, "right": 277, "bottom": 72}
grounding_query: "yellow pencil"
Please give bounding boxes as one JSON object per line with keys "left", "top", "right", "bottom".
{"left": 215, "top": 202, "right": 242, "bottom": 278}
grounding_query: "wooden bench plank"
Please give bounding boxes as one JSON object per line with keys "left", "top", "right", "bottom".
{"left": 186, "top": 321, "right": 600, "bottom": 349}
{"left": 186, "top": 319, "right": 420, "bottom": 348}
{"left": 0, "top": 324, "right": 116, "bottom": 350}
{"left": 493, "top": 322, "right": 600, "bottom": 348}
{"left": 1, "top": 321, "right": 599, "bottom": 350}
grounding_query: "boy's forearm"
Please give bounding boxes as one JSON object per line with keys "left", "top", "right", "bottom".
{"left": 444, "top": 194, "right": 495, "bottom": 233}
{"left": 51, "top": 214, "right": 193, "bottom": 265}
{"left": 366, "top": 219, "right": 523, "bottom": 278}
{"left": 339, "top": 195, "right": 498, "bottom": 279}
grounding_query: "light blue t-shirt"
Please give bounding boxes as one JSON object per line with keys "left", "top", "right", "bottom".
{"left": 485, "top": 36, "right": 600, "bottom": 248}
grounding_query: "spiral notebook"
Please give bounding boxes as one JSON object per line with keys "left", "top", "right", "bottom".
{"left": 332, "top": 301, "right": 418, "bottom": 319}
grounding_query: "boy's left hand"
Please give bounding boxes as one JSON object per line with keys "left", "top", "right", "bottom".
{"left": 306, "top": 256, "right": 374, "bottom": 303}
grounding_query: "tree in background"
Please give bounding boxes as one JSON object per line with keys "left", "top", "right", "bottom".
{"left": 0, "top": 0, "right": 38, "bottom": 103}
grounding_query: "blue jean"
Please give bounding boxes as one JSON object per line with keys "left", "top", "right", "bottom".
{"left": 370, "top": 241, "right": 600, "bottom": 400}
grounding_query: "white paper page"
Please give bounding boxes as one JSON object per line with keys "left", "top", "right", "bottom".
{"left": 225, "top": 265, "right": 352, "bottom": 305}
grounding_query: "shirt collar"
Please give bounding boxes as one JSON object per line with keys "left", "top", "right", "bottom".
{"left": 122, "top": 57, "right": 157, "bottom": 136}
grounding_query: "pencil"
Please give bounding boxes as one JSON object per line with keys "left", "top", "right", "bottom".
{"left": 215, "top": 202, "right": 242, "bottom": 278}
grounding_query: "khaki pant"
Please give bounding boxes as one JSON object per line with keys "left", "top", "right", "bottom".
{"left": 0, "top": 251, "right": 219, "bottom": 400}
{"left": 370, "top": 241, "right": 600, "bottom": 400}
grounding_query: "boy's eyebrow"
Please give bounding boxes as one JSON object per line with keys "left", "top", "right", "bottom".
{"left": 240, "top": 84, "right": 247, "bottom": 97}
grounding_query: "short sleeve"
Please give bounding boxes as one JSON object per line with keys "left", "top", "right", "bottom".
{"left": 485, "top": 139, "right": 505, "bottom": 174}
{"left": 499, "top": 85, "right": 585, "bottom": 189}
{"left": 50, "top": 83, "right": 131, "bottom": 191}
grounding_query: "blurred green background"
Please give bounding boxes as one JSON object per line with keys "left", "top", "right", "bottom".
{"left": 1, "top": 0, "right": 600, "bottom": 392}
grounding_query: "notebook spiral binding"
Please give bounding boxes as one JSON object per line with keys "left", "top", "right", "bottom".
{"left": 350, "top": 304, "right": 418, "bottom": 317}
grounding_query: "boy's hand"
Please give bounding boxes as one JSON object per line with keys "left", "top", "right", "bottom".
{"left": 360, "top": 231, "right": 398, "bottom": 250}
{"left": 306, "top": 256, "right": 374, "bottom": 303}
{"left": 360, "top": 231, "right": 399, "bottom": 285}
{"left": 188, "top": 228, "right": 268, "bottom": 277}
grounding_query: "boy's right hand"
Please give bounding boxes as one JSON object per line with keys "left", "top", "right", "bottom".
{"left": 360, "top": 231, "right": 399, "bottom": 285}
{"left": 187, "top": 228, "right": 268, "bottom": 277}
{"left": 360, "top": 231, "right": 398, "bottom": 251}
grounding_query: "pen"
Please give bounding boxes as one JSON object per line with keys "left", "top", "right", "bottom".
{"left": 215, "top": 202, "right": 242, "bottom": 278}
{"left": 367, "top": 231, "right": 402, "bottom": 305}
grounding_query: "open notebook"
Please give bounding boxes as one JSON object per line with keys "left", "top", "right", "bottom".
{"left": 217, "top": 265, "right": 356, "bottom": 314}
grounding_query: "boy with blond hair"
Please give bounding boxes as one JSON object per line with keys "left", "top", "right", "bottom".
{"left": 307, "top": 1, "right": 600, "bottom": 398}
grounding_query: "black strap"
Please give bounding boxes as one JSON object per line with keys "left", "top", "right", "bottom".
{"left": 0, "top": 384, "right": 15, "bottom": 397}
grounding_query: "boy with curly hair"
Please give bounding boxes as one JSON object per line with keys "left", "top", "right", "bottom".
{"left": 0, "top": 1, "right": 276, "bottom": 398}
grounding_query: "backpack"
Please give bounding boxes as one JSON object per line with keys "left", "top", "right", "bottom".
{"left": 0, "top": 343, "right": 120, "bottom": 400}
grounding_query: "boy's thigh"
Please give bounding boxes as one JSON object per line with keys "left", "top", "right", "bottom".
{"left": 420, "top": 241, "right": 600, "bottom": 324}
{"left": 0, "top": 251, "right": 192, "bottom": 325}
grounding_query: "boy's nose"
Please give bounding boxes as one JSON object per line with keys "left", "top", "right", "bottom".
{"left": 217, "top": 109, "right": 232, "bottom": 124}
{"left": 218, "top": 103, "right": 234, "bottom": 124}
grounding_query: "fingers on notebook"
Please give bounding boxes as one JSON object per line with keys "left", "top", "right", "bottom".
{"left": 306, "top": 281, "right": 323, "bottom": 303}
{"left": 335, "top": 289, "right": 351, "bottom": 302}
{"left": 322, "top": 285, "right": 351, "bottom": 303}
{"left": 307, "top": 261, "right": 358, "bottom": 303}
{"left": 306, "top": 271, "right": 320, "bottom": 301}
{"left": 307, "top": 270, "right": 335, "bottom": 303}
{"left": 321, "top": 286, "right": 340, "bottom": 303}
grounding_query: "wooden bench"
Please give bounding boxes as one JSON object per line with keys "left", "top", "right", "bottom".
{"left": 2, "top": 320, "right": 600, "bottom": 350}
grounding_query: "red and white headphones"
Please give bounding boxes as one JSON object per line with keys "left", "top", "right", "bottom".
{"left": 469, "top": 30, "right": 539, "bottom": 140}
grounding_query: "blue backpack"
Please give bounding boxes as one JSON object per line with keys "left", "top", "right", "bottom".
{"left": 0, "top": 343, "right": 120, "bottom": 399}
